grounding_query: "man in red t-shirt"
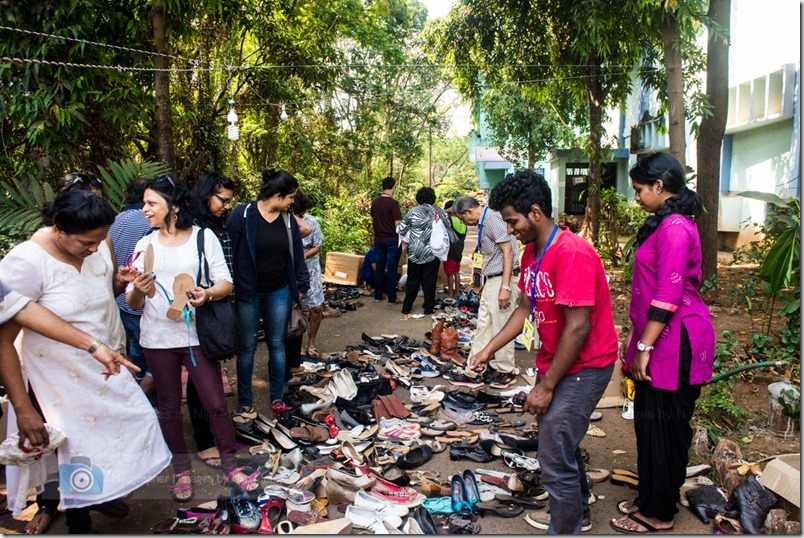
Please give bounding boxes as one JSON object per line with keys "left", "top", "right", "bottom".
{"left": 468, "top": 169, "right": 618, "bottom": 534}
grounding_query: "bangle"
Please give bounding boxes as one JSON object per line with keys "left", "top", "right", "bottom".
{"left": 500, "top": 285, "right": 511, "bottom": 291}
{"left": 206, "top": 289, "right": 213, "bottom": 302}
{"left": 87, "top": 339, "right": 103, "bottom": 354}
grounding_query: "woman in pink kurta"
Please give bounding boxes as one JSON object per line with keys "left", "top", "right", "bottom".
{"left": 610, "top": 153, "right": 715, "bottom": 534}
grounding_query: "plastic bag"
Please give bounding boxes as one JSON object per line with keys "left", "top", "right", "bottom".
{"left": 430, "top": 212, "right": 450, "bottom": 261}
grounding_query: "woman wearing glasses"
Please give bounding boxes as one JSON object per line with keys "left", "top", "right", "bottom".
{"left": 185, "top": 172, "right": 237, "bottom": 470}
{"left": 126, "top": 175, "right": 259, "bottom": 501}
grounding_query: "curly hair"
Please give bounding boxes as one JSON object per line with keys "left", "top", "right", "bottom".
{"left": 144, "top": 174, "right": 195, "bottom": 230}
{"left": 631, "top": 152, "right": 703, "bottom": 246}
{"left": 488, "top": 169, "right": 552, "bottom": 217}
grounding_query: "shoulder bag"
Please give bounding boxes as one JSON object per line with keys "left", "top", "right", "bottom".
{"left": 195, "top": 229, "right": 240, "bottom": 361}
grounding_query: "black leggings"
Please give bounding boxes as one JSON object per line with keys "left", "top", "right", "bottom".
{"left": 633, "top": 324, "right": 702, "bottom": 522}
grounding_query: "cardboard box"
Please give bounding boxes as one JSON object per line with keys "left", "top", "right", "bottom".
{"left": 759, "top": 454, "right": 800, "bottom": 508}
{"left": 323, "top": 252, "right": 364, "bottom": 286}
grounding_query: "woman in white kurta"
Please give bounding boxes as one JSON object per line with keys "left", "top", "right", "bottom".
{"left": 0, "top": 190, "right": 170, "bottom": 533}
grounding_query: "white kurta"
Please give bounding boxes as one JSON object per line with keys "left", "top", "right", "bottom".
{"left": 0, "top": 238, "right": 171, "bottom": 511}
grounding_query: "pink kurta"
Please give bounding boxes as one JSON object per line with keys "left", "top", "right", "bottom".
{"left": 626, "top": 215, "right": 715, "bottom": 390}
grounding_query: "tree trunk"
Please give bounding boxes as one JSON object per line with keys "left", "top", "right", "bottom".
{"left": 697, "top": 0, "right": 731, "bottom": 291}
{"left": 151, "top": 0, "right": 177, "bottom": 174}
{"left": 583, "top": 61, "right": 604, "bottom": 246}
{"left": 663, "top": 15, "right": 686, "bottom": 169}
{"left": 528, "top": 138, "right": 535, "bottom": 170}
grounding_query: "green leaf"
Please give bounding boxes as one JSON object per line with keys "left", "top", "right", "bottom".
{"left": 737, "top": 191, "right": 790, "bottom": 207}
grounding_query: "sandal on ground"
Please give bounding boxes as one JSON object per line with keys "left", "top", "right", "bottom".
{"left": 170, "top": 471, "right": 194, "bottom": 503}
{"left": 24, "top": 505, "right": 59, "bottom": 535}
{"left": 306, "top": 347, "right": 322, "bottom": 359}
{"left": 609, "top": 513, "right": 673, "bottom": 534}
{"left": 225, "top": 466, "right": 260, "bottom": 492}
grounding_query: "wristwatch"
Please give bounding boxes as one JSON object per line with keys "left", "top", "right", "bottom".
{"left": 636, "top": 340, "right": 654, "bottom": 352}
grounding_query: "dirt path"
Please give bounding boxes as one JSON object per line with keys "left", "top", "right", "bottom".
{"left": 0, "top": 238, "right": 795, "bottom": 534}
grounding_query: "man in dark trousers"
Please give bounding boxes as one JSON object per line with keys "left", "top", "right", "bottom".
{"left": 469, "top": 170, "right": 618, "bottom": 534}
{"left": 370, "top": 176, "right": 403, "bottom": 304}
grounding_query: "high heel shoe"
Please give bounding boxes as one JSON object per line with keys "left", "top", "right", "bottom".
{"left": 450, "top": 474, "right": 472, "bottom": 516}
{"left": 462, "top": 470, "right": 481, "bottom": 513}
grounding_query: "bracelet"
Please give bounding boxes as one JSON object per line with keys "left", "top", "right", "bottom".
{"left": 500, "top": 285, "right": 511, "bottom": 291}
{"left": 206, "top": 289, "right": 214, "bottom": 302}
{"left": 87, "top": 339, "right": 103, "bottom": 354}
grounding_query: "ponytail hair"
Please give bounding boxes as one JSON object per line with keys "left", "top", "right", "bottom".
{"left": 631, "top": 152, "right": 703, "bottom": 246}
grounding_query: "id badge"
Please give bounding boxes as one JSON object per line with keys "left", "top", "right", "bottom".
{"left": 472, "top": 252, "right": 484, "bottom": 269}
{"left": 521, "top": 317, "right": 536, "bottom": 352}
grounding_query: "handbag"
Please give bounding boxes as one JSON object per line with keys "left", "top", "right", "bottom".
{"left": 283, "top": 212, "right": 309, "bottom": 338}
{"left": 195, "top": 229, "right": 240, "bottom": 361}
{"left": 429, "top": 210, "right": 450, "bottom": 262}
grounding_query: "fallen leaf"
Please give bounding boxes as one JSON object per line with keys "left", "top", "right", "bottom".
{"left": 612, "top": 449, "right": 627, "bottom": 454}
{"left": 741, "top": 435, "right": 753, "bottom": 443}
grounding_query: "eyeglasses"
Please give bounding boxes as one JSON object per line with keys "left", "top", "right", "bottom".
{"left": 213, "top": 193, "right": 232, "bottom": 206}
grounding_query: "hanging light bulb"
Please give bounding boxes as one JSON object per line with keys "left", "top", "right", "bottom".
{"left": 279, "top": 103, "right": 288, "bottom": 121}
{"left": 227, "top": 99, "right": 239, "bottom": 141}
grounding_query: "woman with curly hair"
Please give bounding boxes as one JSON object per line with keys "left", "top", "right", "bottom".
{"left": 610, "top": 153, "right": 715, "bottom": 534}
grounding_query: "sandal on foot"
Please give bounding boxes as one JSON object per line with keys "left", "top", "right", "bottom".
{"left": 170, "top": 471, "right": 194, "bottom": 503}
{"left": 617, "top": 498, "right": 640, "bottom": 515}
{"left": 195, "top": 452, "right": 222, "bottom": 469}
{"left": 609, "top": 513, "right": 673, "bottom": 534}
{"left": 225, "top": 466, "right": 260, "bottom": 492}
{"left": 24, "top": 505, "right": 59, "bottom": 535}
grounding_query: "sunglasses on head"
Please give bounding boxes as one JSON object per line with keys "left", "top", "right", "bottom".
{"left": 153, "top": 174, "right": 177, "bottom": 188}
{"left": 67, "top": 174, "right": 103, "bottom": 189}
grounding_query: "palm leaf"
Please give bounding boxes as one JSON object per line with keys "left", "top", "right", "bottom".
{"left": 95, "top": 159, "right": 168, "bottom": 211}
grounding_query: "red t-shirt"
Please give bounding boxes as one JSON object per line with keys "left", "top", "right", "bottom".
{"left": 517, "top": 227, "right": 618, "bottom": 376}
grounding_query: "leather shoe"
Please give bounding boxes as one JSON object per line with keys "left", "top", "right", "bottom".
{"left": 398, "top": 445, "right": 433, "bottom": 470}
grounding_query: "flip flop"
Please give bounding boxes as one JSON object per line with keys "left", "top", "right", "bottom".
{"left": 474, "top": 501, "right": 524, "bottom": 518}
{"left": 195, "top": 453, "right": 222, "bottom": 469}
{"left": 617, "top": 498, "right": 640, "bottom": 515}
{"left": 610, "top": 474, "right": 639, "bottom": 489}
{"left": 493, "top": 494, "right": 545, "bottom": 509}
{"left": 609, "top": 513, "right": 673, "bottom": 534}
{"left": 144, "top": 243, "right": 156, "bottom": 298}
{"left": 167, "top": 273, "right": 195, "bottom": 320}
{"left": 586, "top": 468, "right": 611, "bottom": 483}
{"left": 586, "top": 424, "right": 606, "bottom": 437}
{"left": 612, "top": 469, "right": 638, "bottom": 479}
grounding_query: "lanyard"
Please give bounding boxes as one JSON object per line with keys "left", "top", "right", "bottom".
{"left": 528, "top": 225, "right": 559, "bottom": 317}
{"left": 155, "top": 279, "right": 197, "bottom": 367}
{"left": 475, "top": 206, "right": 488, "bottom": 253}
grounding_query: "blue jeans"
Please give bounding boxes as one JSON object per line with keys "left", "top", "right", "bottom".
{"left": 373, "top": 241, "right": 401, "bottom": 302}
{"left": 120, "top": 310, "right": 147, "bottom": 381}
{"left": 537, "top": 363, "right": 614, "bottom": 533}
{"left": 235, "top": 286, "right": 291, "bottom": 405}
